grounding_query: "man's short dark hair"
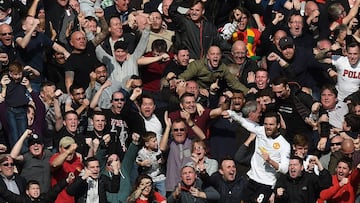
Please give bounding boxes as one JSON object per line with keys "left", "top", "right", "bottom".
{"left": 173, "top": 44, "right": 189, "bottom": 54}
{"left": 264, "top": 111, "right": 280, "bottom": 124}
{"left": 151, "top": 39, "right": 167, "bottom": 53}
{"left": 271, "top": 76, "right": 289, "bottom": 87}
{"left": 64, "top": 110, "right": 79, "bottom": 120}
{"left": 26, "top": 180, "right": 40, "bottom": 190}
{"left": 337, "top": 157, "right": 352, "bottom": 169}
{"left": 69, "top": 83, "right": 83, "bottom": 95}
{"left": 40, "top": 81, "right": 56, "bottom": 92}
{"left": 219, "top": 156, "right": 235, "bottom": 169}
{"left": 289, "top": 155, "right": 304, "bottom": 165}
{"left": 84, "top": 156, "right": 99, "bottom": 167}
{"left": 139, "top": 93, "right": 155, "bottom": 106}
{"left": 347, "top": 42, "right": 360, "bottom": 51}
{"left": 320, "top": 84, "right": 338, "bottom": 97}
{"left": 180, "top": 92, "right": 195, "bottom": 103}
{"left": 293, "top": 134, "right": 309, "bottom": 147}
{"left": 92, "top": 110, "right": 106, "bottom": 119}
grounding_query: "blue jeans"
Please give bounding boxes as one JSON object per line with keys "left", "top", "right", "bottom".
{"left": 7, "top": 106, "right": 27, "bottom": 151}
{"left": 154, "top": 179, "right": 166, "bottom": 197}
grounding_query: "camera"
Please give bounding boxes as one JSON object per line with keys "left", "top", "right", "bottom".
{"left": 22, "top": 71, "right": 31, "bottom": 79}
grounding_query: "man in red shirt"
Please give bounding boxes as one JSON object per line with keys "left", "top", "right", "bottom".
{"left": 50, "top": 136, "right": 84, "bottom": 203}
{"left": 319, "top": 158, "right": 360, "bottom": 203}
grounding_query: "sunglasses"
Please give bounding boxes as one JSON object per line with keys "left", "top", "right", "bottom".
{"left": 2, "top": 162, "right": 15, "bottom": 167}
{"left": 113, "top": 98, "right": 125, "bottom": 102}
{"left": 63, "top": 145, "right": 71, "bottom": 150}
{"left": 330, "top": 142, "right": 342, "bottom": 146}
{"left": 0, "top": 32, "right": 12, "bottom": 36}
{"left": 173, "top": 128, "right": 185, "bottom": 132}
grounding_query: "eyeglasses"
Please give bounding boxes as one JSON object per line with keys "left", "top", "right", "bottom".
{"left": 330, "top": 142, "right": 342, "bottom": 146}
{"left": 0, "top": 32, "right": 12, "bottom": 36}
{"left": 113, "top": 98, "right": 125, "bottom": 102}
{"left": 2, "top": 162, "right": 14, "bottom": 167}
{"left": 173, "top": 128, "right": 185, "bottom": 132}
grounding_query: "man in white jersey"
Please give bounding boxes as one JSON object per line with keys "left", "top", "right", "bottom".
{"left": 225, "top": 111, "right": 290, "bottom": 203}
{"left": 332, "top": 42, "right": 360, "bottom": 101}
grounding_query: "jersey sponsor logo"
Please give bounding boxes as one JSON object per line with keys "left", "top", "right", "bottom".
{"left": 273, "top": 142, "right": 280, "bottom": 149}
{"left": 342, "top": 69, "right": 360, "bottom": 79}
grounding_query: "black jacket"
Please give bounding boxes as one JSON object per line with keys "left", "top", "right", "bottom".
{"left": 66, "top": 174, "right": 120, "bottom": 203}
{"left": 0, "top": 179, "right": 68, "bottom": 203}
{"left": 274, "top": 169, "right": 332, "bottom": 203}
{"left": 0, "top": 174, "right": 27, "bottom": 203}
{"left": 199, "top": 171, "right": 247, "bottom": 203}
{"left": 169, "top": 1, "right": 230, "bottom": 59}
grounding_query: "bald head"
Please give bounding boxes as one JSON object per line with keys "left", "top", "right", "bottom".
{"left": 305, "top": 1, "right": 319, "bottom": 23}
{"left": 231, "top": 40, "right": 247, "bottom": 65}
{"left": 341, "top": 139, "right": 355, "bottom": 157}
{"left": 70, "top": 31, "right": 86, "bottom": 51}
{"left": 232, "top": 40, "right": 246, "bottom": 52}
{"left": 0, "top": 23, "right": 13, "bottom": 46}
{"left": 273, "top": 30, "right": 287, "bottom": 51}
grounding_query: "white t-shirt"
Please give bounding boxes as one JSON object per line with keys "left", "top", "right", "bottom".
{"left": 228, "top": 110, "right": 291, "bottom": 187}
{"left": 332, "top": 55, "right": 360, "bottom": 101}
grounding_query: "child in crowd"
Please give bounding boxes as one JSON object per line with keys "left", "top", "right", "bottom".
{"left": 136, "top": 131, "right": 166, "bottom": 196}
{"left": 1, "top": 62, "right": 29, "bottom": 149}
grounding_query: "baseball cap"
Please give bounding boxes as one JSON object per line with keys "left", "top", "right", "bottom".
{"left": 114, "top": 40, "right": 128, "bottom": 51}
{"left": 182, "top": 162, "right": 196, "bottom": 170}
{"left": 28, "top": 133, "right": 43, "bottom": 146}
{"left": 279, "top": 37, "right": 294, "bottom": 50}
{"left": 59, "top": 136, "right": 75, "bottom": 149}
{"left": 0, "top": 0, "right": 11, "bottom": 12}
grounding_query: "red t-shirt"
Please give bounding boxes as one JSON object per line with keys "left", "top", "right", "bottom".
{"left": 135, "top": 192, "right": 166, "bottom": 203}
{"left": 141, "top": 52, "right": 174, "bottom": 92}
{"left": 50, "top": 153, "right": 84, "bottom": 203}
{"left": 169, "top": 108, "right": 211, "bottom": 138}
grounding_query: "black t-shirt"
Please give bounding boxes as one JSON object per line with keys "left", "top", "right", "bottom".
{"left": 64, "top": 42, "right": 97, "bottom": 89}
{"left": 5, "top": 79, "right": 29, "bottom": 107}
{"left": 102, "top": 109, "right": 131, "bottom": 159}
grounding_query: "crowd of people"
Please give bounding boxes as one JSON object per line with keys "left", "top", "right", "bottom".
{"left": 1, "top": 0, "right": 360, "bottom": 202}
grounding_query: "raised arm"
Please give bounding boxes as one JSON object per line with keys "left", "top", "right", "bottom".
{"left": 28, "top": 0, "right": 40, "bottom": 16}
{"left": 65, "top": 71, "right": 74, "bottom": 94}
{"left": 342, "top": 0, "right": 360, "bottom": 25}
{"left": 91, "top": 8, "right": 109, "bottom": 47}
{"left": 227, "top": 110, "right": 257, "bottom": 133}
{"left": 95, "top": 44, "right": 112, "bottom": 63}
{"left": 89, "top": 80, "right": 112, "bottom": 109}
{"left": 52, "top": 43, "right": 70, "bottom": 59}
{"left": 16, "top": 18, "right": 39, "bottom": 49}
{"left": 54, "top": 97, "right": 64, "bottom": 132}
{"left": 10, "top": 129, "right": 32, "bottom": 161}
{"left": 50, "top": 144, "right": 78, "bottom": 171}
{"left": 137, "top": 53, "right": 170, "bottom": 65}
{"left": 159, "top": 111, "right": 171, "bottom": 151}
{"left": 132, "top": 28, "right": 150, "bottom": 59}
